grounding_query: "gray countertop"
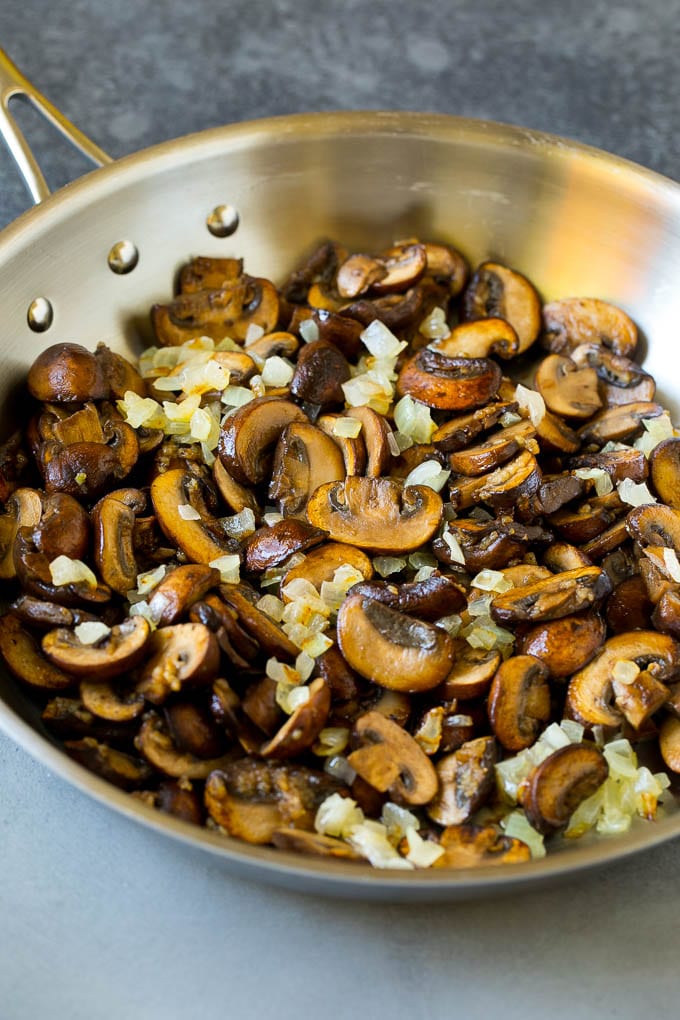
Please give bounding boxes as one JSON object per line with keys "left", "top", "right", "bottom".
{"left": 2, "top": 3, "right": 680, "bottom": 1017}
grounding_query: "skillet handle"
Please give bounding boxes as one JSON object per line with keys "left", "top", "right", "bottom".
{"left": 0, "top": 48, "right": 112, "bottom": 205}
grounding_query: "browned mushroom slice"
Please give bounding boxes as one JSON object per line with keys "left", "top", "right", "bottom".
{"left": 42, "top": 696, "right": 131, "bottom": 741}
{"left": 566, "top": 630, "right": 680, "bottom": 729}
{"left": 150, "top": 467, "right": 238, "bottom": 565}
{"left": 487, "top": 655, "right": 551, "bottom": 751}
{"left": 136, "top": 622, "right": 220, "bottom": 704}
{"left": 314, "top": 645, "right": 362, "bottom": 707}
{"left": 27, "top": 343, "right": 109, "bottom": 402}
{"left": 336, "top": 594, "right": 454, "bottom": 693}
{"left": 260, "top": 678, "right": 331, "bottom": 758}
{"left": 659, "top": 715, "right": 680, "bottom": 772}
{"left": 211, "top": 459, "right": 259, "bottom": 518}
{"left": 241, "top": 676, "right": 283, "bottom": 736}
{"left": 448, "top": 421, "right": 536, "bottom": 476}
{"left": 92, "top": 488, "right": 146, "bottom": 594}
{"left": 205, "top": 758, "right": 340, "bottom": 843}
{"left": 40, "top": 418, "right": 140, "bottom": 500}
{"left": 581, "top": 519, "right": 629, "bottom": 561}
{"left": 535, "top": 410, "right": 581, "bottom": 455}
{"left": 281, "top": 240, "right": 349, "bottom": 303}
{"left": 65, "top": 737, "right": 154, "bottom": 790}
{"left": 316, "top": 414, "right": 367, "bottom": 476}
{"left": 268, "top": 422, "right": 346, "bottom": 518}
{"left": 307, "top": 476, "right": 442, "bottom": 554}
{"left": 535, "top": 354, "right": 602, "bottom": 419}
{"left": 649, "top": 438, "right": 680, "bottom": 510}
{"left": 433, "top": 824, "right": 531, "bottom": 869}
{"left": 147, "top": 564, "right": 221, "bottom": 625}
{"left": 572, "top": 345, "right": 656, "bottom": 407}
{"left": 178, "top": 255, "right": 244, "bottom": 292}
{"left": 431, "top": 317, "right": 520, "bottom": 360}
{"left": 541, "top": 297, "right": 638, "bottom": 358}
{"left": 606, "top": 576, "right": 653, "bottom": 634}
{"left": 612, "top": 668, "right": 669, "bottom": 730}
{"left": 42, "top": 616, "right": 150, "bottom": 681}
{"left": 31, "top": 493, "right": 91, "bottom": 565}
{"left": 337, "top": 244, "right": 427, "bottom": 299}
{"left": 517, "top": 613, "right": 606, "bottom": 678}
{"left": 289, "top": 339, "right": 350, "bottom": 406}
{"left": 431, "top": 401, "right": 517, "bottom": 453}
{"left": 422, "top": 241, "right": 469, "bottom": 296}
{"left": 397, "top": 349, "right": 502, "bottom": 411}
{"left": 578, "top": 402, "right": 663, "bottom": 445}
{"left": 336, "top": 253, "right": 388, "bottom": 298}
{"left": 49, "top": 400, "right": 104, "bottom": 447}
{"left": 570, "top": 449, "right": 647, "bottom": 485}
{"left": 0, "top": 487, "right": 43, "bottom": 579}
{"left": 218, "top": 583, "right": 299, "bottom": 659}
{"left": 136, "top": 713, "right": 234, "bottom": 779}
{"left": 501, "top": 564, "right": 553, "bottom": 587}
{"left": 491, "top": 566, "right": 611, "bottom": 625}
{"left": 469, "top": 450, "right": 542, "bottom": 511}
{"left": 0, "top": 429, "right": 29, "bottom": 502}
{"left": 164, "top": 699, "right": 229, "bottom": 758}
{"left": 433, "top": 516, "right": 551, "bottom": 572}
{"left": 218, "top": 396, "right": 308, "bottom": 486}
{"left": 463, "top": 262, "right": 541, "bottom": 354}
{"left": 0, "top": 613, "right": 74, "bottom": 691}
{"left": 439, "top": 642, "right": 501, "bottom": 700}
{"left": 10, "top": 595, "right": 98, "bottom": 630}
{"left": 348, "top": 573, "right": 466, "bottom": 621}
{"left": 626, "top": 504, "right": 680, "bottom": 566}
{"left": 288, "top": 306, "right": 364, "bottom": 361}
{"left": 344, "top": 405, "right": 392, "bottom": 477}
{"left": 427, "top": 736, "right": 497, "bottom": 825}
{"left": 243, "top": 519, "right": 326, "bottom": 573}
{"left": 652, "top": 589, "right": 680, "bottom": 637}
{"left": 523, "top": 743, "right": 609, "bottom": 835}
{"left": 549, "top": 492, "right": 624, "bottom": 545}
{"left": 271, "top": 828, "right": 362, "bottom": 860}
{"left": 153, "top": 780, "right": 205, "bottom": 826}
{"left": 280, "top": 541, "right": 373, "bottom": 594}
{"left": 151, "top": 275, "right": 279, "bottom": 345}
{"left": 12, "top": 528, "right": 111, "bottom": 608}
{"left": 347, "top": 710, "right": 438, "bottom": 805}
{"left": 80, "top": 679, "right": 145, "bottom": 722}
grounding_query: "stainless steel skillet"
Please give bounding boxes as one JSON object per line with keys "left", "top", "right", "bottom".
{"left": 2, "top": 48, "right": 680, "bottom": 901}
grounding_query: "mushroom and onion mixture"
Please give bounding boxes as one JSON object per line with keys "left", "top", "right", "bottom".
{"left": 2, "top": 239, "right": 680, "bottom": 871}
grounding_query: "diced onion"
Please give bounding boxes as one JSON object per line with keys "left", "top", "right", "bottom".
{"left": 256, "top": 594, "right": 285, "bottom": 622}
{"left": 441, "top": 529, "right": 466, "bottom": 565}
{"left": 315, "top": 793, "right": 364, "bottom": 837}
{"left": 244, "top": 323, "right": 265, "bottom": 345}
{"left": 393, "top": 395, "right": 436, "bottom": 444}
{"left": 574, "top": 467, "right": 614, "bottom": 497}
{"left": 178, "top": 503, "right": 201, "bottom": 520}
{"left": 299, "top": 318, "right": 320, "bottom": 343}
{"left": 515, "top": 383, "right": 546, "bottom": 427}
{"left": 313, "top": 727, "right": 350, "bottom": 757}
{"left": 221, "top": 507, "right": 257, "bottom": 538}
{"left": 332, "top": 416, "right": 363, "bottom": 439}
{"left": 663, "top": 547, "right": 680, "bottom": 582}
{"left": 617, "top": 478, "right": 657, "bottom": 507}
{"left": 419, "top": 306, "right": 450, "bottom": 341}
{"left": 403, "top": 459, "right": 451, "bottom": 492}
{"left": 208, "top": 553, "right": 241, "bottom": 583}
{"left": 471, "top": 569, "right": 513, "bottom": 593}
{"left": 49, "top": 556, "right": 97, "bottom": 589}
{"left": 74, "top": 621, "right": 111, "bottom": 645}
{"left": 403, "top": 828, "right": 445, "bottom": 868}
{"left": 501, "top": 812, "right": 546, "bottom": 858}
{"left": 612, "top": 659, "right": 640, "bottom": 685}
{"left": 381, "top": 802, "right": 420, "bottom": 843}
{"left": 346, "top": 821, "right": 415, "bottom": 869}
{"left": 373, "top": 556, "right": 406, "bottom": 577}
{"left": 360, "top": 319, "right": 407, "bottom": 360}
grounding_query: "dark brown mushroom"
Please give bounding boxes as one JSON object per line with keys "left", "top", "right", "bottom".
{"left": 147, "top": 564, "right": 221, "bottom": 625}
{"left": 218, "top": 583, "right": 299, "bottom": 660}
{"left": 218, "top": 396, "right": 308, "bottom": 486}
{"left": 571, "top": 344, "right": 655, "bottom": 407}
{"left": 80, "top": 679, "right": 145, "bottom": 723}
{"left": 279, "top": 541, "right": 373, "bottom": 593}
{"left": 450, "top": 450, "right": 542, "bottom": 511}
{"left": 164, "top": 699, "right": 229, "bottom": 758}
{"left": 178, "top": 255, "right": 244, "bottom": 292}
{"left": 92, "top": 488, "right": 146, "bottom": 595}
{"left": 150, "top": 467, "right": 239, "bottom": 565}
{"left": 0, "top": 612, "right": 74, "bottom": 691}
{"left": 268, "top": 422, "right": 346, "bottom": 518}
{"left": 650, "top": 438, "right": 680, "bottom": 510}
{"left": 659, "top": 715, "right": 680, "bottom": 772}
{"left": 289, "top": 339, "right": 350, "bottom": 406}
{"left": 578, "top": 402, "right": 663, "bottom": 445}
{"left": 136, "top": 622, "right": 220, "bottom": 704}
{"left": 281, "top": 240, "right": 348, "bottom": 304}
{"left": 431, "top": 401, "right": 518, "bottom": 453}
{"left": 154, "top": 780, "right": 205, "bottom": 826}
{"left": 535, "top": 410, "right": 581, "bottom": 455}
{"left": 42, "top": 616, "right": 151, "bottom": 681}
{"left": 426, "top": 735, "right": 497, "bottom": 825}
{"left": 433, "top": 516, "right": 551, "bottom": 572}
{"left": 517, "top": 613, "right": 607, "bottom": 678}
{"left": 423, "top": 241, "right": 469, "bottom": 296}
{"left": 0, "top": 487, "right": 43, "bottom": 580}
{"left": 432, "top": 824, "right": 531, "bottom": 868}
{"left": 336, "top": 593, "right": 454, "bottom": 693}
{"left": 448, "top": 421, "right": 536, "bottom": 476}
{"left": 212, "top": 458, "right": 261, "bottom": 517}
{"left": 243, "top": 519, "right": 327, "bottom": 574}
{"left": 65, "top": 737, "right": 154, "bottom": 790}
{"left": 10, "top": 595, "right": 98, "bottom": 630}
{"left": 606, "top": 576, "right": 653, "bottom": 634}
{"left": 316, "top": 414, "right": 367, "bottom": 476}
{"left": 487, "top": 655, "right": 551, "bottom": 751}
{"left": 27, "top": 343, "right": 109, "bottom": 402}
{"left": 397, "top": 349, "right": 502, "bottom": 411}
{"left": 288, "top": 306, "right": 364, "bottom": 361}
{"left": 431, "top": 317, "right": 520, "bottom": 360}
{"left": 535, "top": 354, "right": 602, "bottom": 419}
{"left": 612, "top": 668, "right": 669, "bottom": 730}
{"left": 439, "top": 642, "right": 501, "bottom": 701}
{"left": 345, "top": 406, "right": 393, "bottom": 477}
{"left": 523, "top": 743, "right": 609, "bottom": 835}
{"left": 0, "top": 430, "right": 29, "bottom": 503}
{"left": 307, "top": 476, "right": 442, "bottom": 554}
{"left": 136, "top": 713, "right": 234, "bottom": 778}
{"left": 347, "top": 710, "right": 438, "bottom": 805}
{"left": 569, "top": 448, "right": 647, "bottom": 485}
{"left": 271, "top": 828, "right": 362, "bottom": 860}
{"left": 491, "top": 566, "right": 611, "bottom": 625}
{"left": 260, "top": 677, "right": 331, "bottom": 758}
{"left": 348, "top": 573, "right": 466, "bottom": 621}
{"left": 541, "top": 297, "right": 638, "bottom": 358}
{"left": 463, "top": 262, "right": 541, "bottom": 354}
{"left": 151, "top": 275, "right": 279, "bottom": 345}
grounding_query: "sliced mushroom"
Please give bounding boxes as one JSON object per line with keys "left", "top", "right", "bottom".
{"left": 434, "top": 516, "right": 551, "bottom": 572}
{"left": 212, "top": 457, "right": 261, "bottom": 518}
{"left": 346, "top": 710, "right": 438, "bottom": 805}
{"left": 606, "top": 575, "right": 653, "bottom": 634}
{"left": 487, "top": 655, "right": 551, "bottom": 751}
{"left": 281, "top": 240, "right": 349, "bottom": 304}
{"left": 0, "top": 612, "right": 74, "bottom": 690}
{"left": 345, "top": 406, "right": 392, "bottom": 477}
{"left": 27, "top": 342, "right": 109, "bottom": 402}
{"left": 13, "top": 528, "right": 111, "bottom": 608}
{"left": 307, "top": 476, "right": 442, "bottom": 554}
{"left": 154, "top": 780, "right": 205, "bottom": 826}
{"left": 336, "top": 244, "right": 426, "bottom": 299}
{"left": 569, "top": 448, "right": 647, "bottom": 485}
{"left": 426, "top": 736, "right": 497, "bottom": 825}
{"left": 578, "top": 402, "right": 663, "bottom": 445}
{"left": 535, "top": 410, "right": 581, "bottom": 455}
{"left": 581, "top": 519, "right": 630, "bottom": 561}
{"left": 147, "top": 564, "right": 221, "bottom": 625}
{"left": 164, "top": 699, "right": 228, "bottom": 759}
{"left": 452, "top": 450, "right": 542, "bottom": 511}
{"left": 572, "top": 345, "right": 656, "bottom": 407}
{"left": 136, "top": 713, "right": 234, "bottom": 778}
{"left": 431, "top": 401, "right": 517, "bottom": 452}
{"left": 566, "top": 630, "right": 680, "bottom": 729}
{"left": 136, "top": 622, "right": 220, "bottom": 704}
{"left": 317, "top": 414, "right": 367, "bottom": 476}
{"left": 423, "top": 241, "right": 469, "bottom": 296}
{"left": 218, "top": 583, "right": 299, "bottom": 659}
{"left": 271, "top": 828, "right": 362, "bottom": 860}
{"left": 491, "top": 566, "right": 611, "bottom": 625}
{"left": 244, "top": 519, "right": 326, "bottom": 573}
{"left": 433, "top": 824, "right": 531, "bottom": 869}
{"left": 10, "top": 595, "right": 98, "bottom": 630}
{"left": 535, "top": 354, "right": 602, "bottom": 419}
{"left": 517, "top": 613, "right": 607, "bottom": 678}
{"left": 541, "top": 297, "right": 638, "bottom": 358}
{"left": 612, "top": 668, "right": 669, "bottom": 730}
{"left": 241, "top": 676, "right": 283, "bottom": 735}
{"left": 178, "top": 255, "right": 244, "bottom": 292}
{"left": 542, "top": 542, "right": 591, "bottom": 573}
{"left": 336, "top": 253, "right": 388, "bottom": 298}
{"left": 279, "top": 541, "right": 373, "bottom": 594}
{"left": 347, "top": 573, "right": 466, "bottom": 621}
{"left": 260, "top": 677, "right": 331, "bottom": 758}
{"left": 80, "top": 679, "right": 145, "bottom": 722}
{"left": 652, "top": 589, "right": 680, "bottom": 638}
{"left": 336, "top": 594, "right": 454, "bottom": 693}
{"left": 463, "top": 262, "right": 541, "bottom": 354}
{"left": 33, "top": 492, "right": 90, "bottom": 562}
{"left": 150, "top": 467, "right": 239, "bottom": 565}
{"left": 659, "top": 715, "right": 680, "bottom": 773}
{"left": 0, "top": 487, "right": 43, "bottom": 579}
{"left": 42, "top": 616, "right": 151, "bottom": 681}
{"left": 523, "top": 743, "right": 609, "bottom": 834}
{"left": 42, "top": 696, "right": 132, "bottom": 741}
{"left": 289, "top": 339, "right": 350, "bottom": 406}
{"left": 397, "top": 349, "right": 502, "bottom": 411}
{"left": 448, "top": 421, "right": 536, "bottom": 476}
{"left": 549, "top": 492, "right": 624, "bottom": 545}
{"left": 218, "top": 396, "right": 308, "bottom": 486}
{"left": 204, "top": 758, "right": 340, "bottom": 843}
{"left": 0, "top": 429, "right": 29, "bottom": 503}
{"left": 268, "top": 422, "right": 346, "bottom": 518}
{"left": 151, "top": 275, "right": 279, "bottom": 345}
{"left": 649, "top": 438, "right": 680, "bottom": 510}
{"left": 431, "top": 317, "right": 519, "bottom": 359}
{"left": 439, "top": 642, "right": 501, "bottom": 700}
{"left": 92, "top": 488, "right": 146, "bottom": 594}
{"left": 65, "top": 737, "right": 154, "bottom": 790}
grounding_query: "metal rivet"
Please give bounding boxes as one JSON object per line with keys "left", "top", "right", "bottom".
{"left": 108, "top": 240, "right": 139, "bottom": 274}
{"left": 206, "top": 204, "right": 239, "bottom": 237}
{"left": 27, "top": 297, "right": 53, "bottom": 332}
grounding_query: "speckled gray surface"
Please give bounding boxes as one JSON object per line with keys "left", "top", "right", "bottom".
{"left": 2, "top": 3, "right": 680, "bottom": 1018}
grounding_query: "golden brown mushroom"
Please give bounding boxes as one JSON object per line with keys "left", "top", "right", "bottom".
{"left": 347, "top": 711, "right": 438, "bottom": 806}
{"left": 522, "top": 743, "right": 609, "bottom": 834}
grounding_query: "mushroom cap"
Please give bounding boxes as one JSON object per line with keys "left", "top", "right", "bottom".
{"left": 42, "top": 616, "right": 151, "bottom": 681}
